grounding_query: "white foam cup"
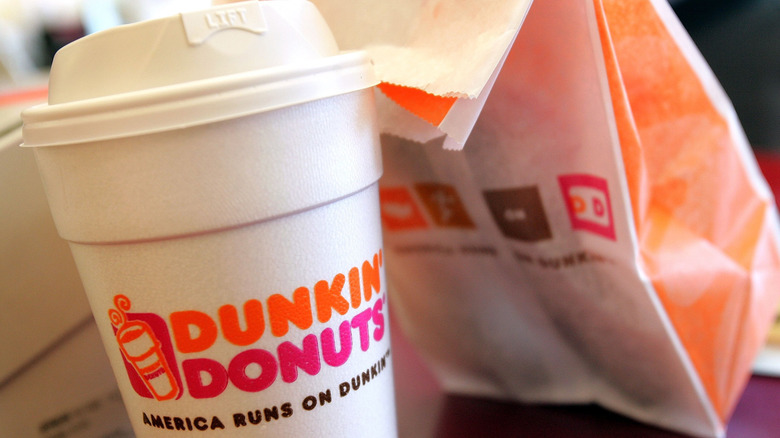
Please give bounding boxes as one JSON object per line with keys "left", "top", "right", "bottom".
{"left": 21, "top": 1, "right": 397, "bottom": 436}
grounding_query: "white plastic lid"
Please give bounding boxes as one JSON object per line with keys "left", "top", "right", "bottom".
{"left": 21, "top": 0, "right": 377, "bottom": 147}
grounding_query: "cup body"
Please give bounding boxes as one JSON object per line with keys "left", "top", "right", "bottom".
{"left": 22, "top": 3, "right": 396, "bottom": 434}
{"left": 29, "top": 86, "right": 396, "bottom": 437}
{"left": 69, "top": 183, "right": 393, "bottom": 437}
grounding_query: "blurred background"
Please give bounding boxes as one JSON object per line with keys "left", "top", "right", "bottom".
{"left": 672, "top": 0, "right": 780, "bottom": 151}
{"left": 0, "top": 0, "right": 210, "bottom": 87}
{"left": 0, "top": 0, "right": 778, "bottom": 149}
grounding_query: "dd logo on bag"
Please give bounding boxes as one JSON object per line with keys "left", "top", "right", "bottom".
{"left": 558, "top": 174, "right": 616, "bottom": 240}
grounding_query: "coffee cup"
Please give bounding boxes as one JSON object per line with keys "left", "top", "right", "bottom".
{"left": 22, "top": 2, "right": 396, "bottom": 436}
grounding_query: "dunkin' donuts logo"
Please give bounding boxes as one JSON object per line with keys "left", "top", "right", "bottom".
{"left": 110, "top": 297, "right": 183, "bottom": 401}
{"left": 109, "top": 251, "right": 386, "bottom": 402}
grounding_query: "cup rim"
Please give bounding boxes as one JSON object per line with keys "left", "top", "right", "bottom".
{"left": 22, "top": 51, "right": 376, "bottom": 148}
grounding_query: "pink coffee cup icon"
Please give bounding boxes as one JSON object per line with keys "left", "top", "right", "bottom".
{"left": 110, "top": 295, "right": 180, "bottom": 401}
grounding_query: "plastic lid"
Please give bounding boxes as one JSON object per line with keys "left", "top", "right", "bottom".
{"left": 21, "top": 0, "right": 377, "bottom": 147}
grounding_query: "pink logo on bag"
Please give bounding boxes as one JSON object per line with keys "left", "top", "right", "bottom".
{"left": 558, "top": 174, "right": 616, "bottom": 240}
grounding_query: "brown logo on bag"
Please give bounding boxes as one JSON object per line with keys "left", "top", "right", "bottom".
{"left": 483, "top": 187, "right": 553, "bottom": 242}
{"left": 558, "top": 174, "right": 616, "bottom": 240}
{"left": 414, "top": 183, "right": 475, "bottom": 229}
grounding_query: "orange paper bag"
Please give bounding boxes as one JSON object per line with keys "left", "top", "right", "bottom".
{"left": 379, "top": 0, "right": 780, "bottom": 436}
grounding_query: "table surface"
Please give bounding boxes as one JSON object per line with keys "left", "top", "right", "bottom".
{"left": 390, "top": 316, "right": 780, "bottom": 438}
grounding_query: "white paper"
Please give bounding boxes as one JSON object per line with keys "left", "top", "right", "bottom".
{"left": 310, "top": 0, "right": 533, "bottom": 148}
{"left": 312, "top": 0, "right": 530, "bottom": 98}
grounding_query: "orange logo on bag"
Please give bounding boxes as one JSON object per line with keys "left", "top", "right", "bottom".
{"left": 379, "top": 187, "right": 429, "bottom": 231}
{"left": 414, "top": 183, "right": 475, "bottom": 229}
{"left": 559, "top": 174, "right": 616, "bottom": 240}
